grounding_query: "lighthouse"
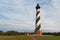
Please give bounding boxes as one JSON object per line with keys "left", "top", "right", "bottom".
{"left": 35, "top": 4, "right": 42, "bottom": 35}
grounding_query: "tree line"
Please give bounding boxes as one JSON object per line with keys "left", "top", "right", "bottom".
{"left": 0, "top": 30, "right": 20, "bottom": 36}
{"left": 0, "top": 30, "right": 60, "bottom": 36}
{"left": 0, "top": 30, "right": 34, "bottom": 36}
{"left": 43, "top": 32, "right": 60, "bottom": 36}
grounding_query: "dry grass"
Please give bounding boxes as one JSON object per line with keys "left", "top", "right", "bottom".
{"left": 0, "top": 36, "right": 31, "bottom": 40}
{"left": 0, "top": 35, "right": 60, "bottom": 40}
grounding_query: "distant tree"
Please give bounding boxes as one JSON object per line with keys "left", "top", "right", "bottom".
{"left": 5, "top": 31, "right": 20, "bottom": 36}
{"left": 0, "top": 30, "right": 4, "bottom": 35}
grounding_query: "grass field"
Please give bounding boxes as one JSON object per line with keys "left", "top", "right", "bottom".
{"left": 0, "top": 35, "right": 60, "bottom": 40}
{"left": 0, "top": 36, "right": 31, "bottom": 40}
{"left": 34, "top": 36, "right": 60, "bottom": 40}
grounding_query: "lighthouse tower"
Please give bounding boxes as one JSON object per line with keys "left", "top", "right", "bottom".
{"left": 35, "top": 4, "right": 42, "bottom": 35}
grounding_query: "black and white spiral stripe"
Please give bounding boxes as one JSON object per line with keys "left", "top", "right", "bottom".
{"left": 35, "top": 4, "right": 41, "bottom": 32}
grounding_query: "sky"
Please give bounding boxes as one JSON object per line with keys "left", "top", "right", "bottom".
{"left": 0, "top": 0, "right": 60, "bottom": 32}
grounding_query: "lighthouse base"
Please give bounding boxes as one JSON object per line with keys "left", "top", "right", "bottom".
{"left": 36, "top": 30, "right": 42, "bottom": 36}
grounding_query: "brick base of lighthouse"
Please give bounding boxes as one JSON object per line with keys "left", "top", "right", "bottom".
{"left": 36, "top": 30, "right": 42, "bottom": 35}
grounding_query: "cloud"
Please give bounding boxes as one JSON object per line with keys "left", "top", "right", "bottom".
{"left": 0, "top": 0, "right": 60, "bottom": 32}
{"left": 40, "top": 0, "right": 60, "bottom": 32}
{"left": 0, "top": 0, "right": 36, "bottom": 32}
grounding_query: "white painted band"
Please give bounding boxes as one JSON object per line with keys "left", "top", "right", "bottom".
{"left": 37, "top": 20, "right": 40, "bottom": 27}
{"left": 36, "top": 13, "right": 40, "bottom": 18}
{"left": 36, "top": 9, "right": 40, "bottom": 12}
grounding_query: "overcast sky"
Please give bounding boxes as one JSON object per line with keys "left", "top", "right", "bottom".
{"left": 0, "top": 0, "right": 60, "bottom": 32}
